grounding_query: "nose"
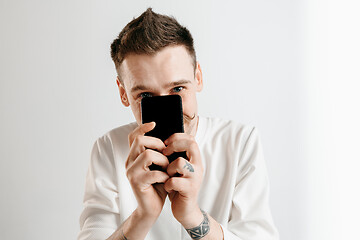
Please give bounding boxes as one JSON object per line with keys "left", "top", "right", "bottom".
{"left": 153, "top": 91, "right": 170, "bottom": 97}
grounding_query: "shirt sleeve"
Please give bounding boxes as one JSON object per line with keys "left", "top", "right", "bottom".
{"left": 221, "top": 127, "right": 279, "bottom": 240}
{"left": 78, "top": 136, "right": 121, "bottom": 240}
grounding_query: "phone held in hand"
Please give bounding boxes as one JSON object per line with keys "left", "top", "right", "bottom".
{"left": 141, "top": 95, "right": 188, "bottom": 169}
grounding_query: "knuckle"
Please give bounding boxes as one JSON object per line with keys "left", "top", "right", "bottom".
{"left": 143, "top": 148, "right": 152, "bottom": 158}
{"left": 128, "top": 133, "right": 134, "bottom": 147}
{"left": 127, "top": 168, "right": 145, "bottom": 186}
{"left": 147, "top": 170, "right": 155, "bottom": 178}
{"left": 125, "top": 167, "right": 133, "bottom": 181}
{"left": 167, "top": 177, "right": 175, "bottom": 186}
{"left": 125, "top": 158, "right": 130, "bottom": 169}
{"left": 164, "top": 180, "right": 171, "bottom": 191}
{"left": 190, "top": 141, "right": 198, "bottom": 150}
{"left": 134, "top": 135, "right": 143, "bottom": 145}
{"left": 129, "top": 128, "right": 141, "bottom": 146}
{"left": 148, "top": 170, "right": 159, "bottom": 180}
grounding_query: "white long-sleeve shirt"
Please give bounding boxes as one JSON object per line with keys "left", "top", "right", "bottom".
{"left": 78, "top": 116, "right": 279, "bottom": 240}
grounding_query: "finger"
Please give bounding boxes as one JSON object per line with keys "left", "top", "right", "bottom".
{"left": 153, "top": 183, "right": 168, "bottom": 200}
{"left": 164, "top": 177, "right": 190, "bottom": 195}
{"left": 168, "top": 190, "right": 178, "bottom": 202}
{"left": 128, "top": 122, "right": 156, "bottom": 146}
{"left": 128, "top": 135, "right": 166, "bottom": 165}
{"left": 167, "top": 157, "right": 195, "bottom": 177}
{"left": 164, "top": 133, "right": 190, "bottom": 146}
{"left": 143, "top": 170, "right": 169, "bottom": 185}
{"left": 163, "top": 139, "right": 200, "bottom": 164}
{"left": 133, "top": 149, "right": 169, "bottom": 170}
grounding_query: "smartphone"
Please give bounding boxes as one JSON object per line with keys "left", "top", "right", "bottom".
{"left": 141, "top": 95, "right": 188, "bottom": 168}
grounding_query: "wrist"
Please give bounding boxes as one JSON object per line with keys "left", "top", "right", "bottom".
{"left": 120, "top": 208, "right": 158, "bottom": 240}
{"left": 133, "top": 207, "right": 159, "bottom": 225}
{"left": 185, "top": 209, "right": 210, "bottom": 239}
{"left": 179, "top": 206, "right": 204, "bottom": 229}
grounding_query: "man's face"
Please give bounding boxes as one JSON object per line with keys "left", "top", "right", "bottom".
{"left": 116, "top": 45, "right": 203, "bottom": 136}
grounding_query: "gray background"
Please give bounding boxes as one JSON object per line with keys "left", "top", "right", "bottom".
{"left": 1, "top": 0, "right": 359, "bottom": 239}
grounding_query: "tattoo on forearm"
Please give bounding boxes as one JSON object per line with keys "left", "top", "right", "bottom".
{"left": 183, "top": 161, "right": 194, "bottom": 172}
{"left": 186, "top": 209, "right": 210, "bottom": 239}
{"left": 120, "top": 230, "right": 128, "bottom": 240}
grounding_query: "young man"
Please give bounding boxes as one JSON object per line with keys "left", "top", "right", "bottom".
{"left": 78, "top": 8, "right": 279, "bottom": 240}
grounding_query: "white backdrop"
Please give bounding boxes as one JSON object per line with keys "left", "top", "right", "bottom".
{"left": 1, "top": 0, "right": 359, "bottom": 239}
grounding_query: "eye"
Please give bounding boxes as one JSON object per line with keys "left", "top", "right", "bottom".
{"left": 172, "top": 86, "right": 184, "bottom": 93}
{"left": 139, "top": 92, "right": 153, "bottom": 99}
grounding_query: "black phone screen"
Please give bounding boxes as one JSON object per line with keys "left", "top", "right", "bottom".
{"left": 141, "top": 95, "right": 187, "bottom": 164}
{"left": 141, "top": 94, "right": 184, "bottom": 141}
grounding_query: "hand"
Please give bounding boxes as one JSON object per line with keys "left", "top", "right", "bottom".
{"left": 126, "top": 122, "right": 170, "bottom": 220}
{"left": 162, "top": 133, "right": 204, "bottom": 227}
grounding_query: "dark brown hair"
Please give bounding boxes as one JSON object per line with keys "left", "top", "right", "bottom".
{"left": 110, "top": 8, "right": 197, "bottom": 83}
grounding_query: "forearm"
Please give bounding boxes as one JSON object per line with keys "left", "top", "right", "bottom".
{"left": 106, "top": 208, "right": 157, "bottom": 240}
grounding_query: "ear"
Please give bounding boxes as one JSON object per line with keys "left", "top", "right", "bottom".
{"left": 194, "top": 62, "right": 203, "bottom": 92}
{"left": 116, "top": 76, "right": 130, "bottom": 107}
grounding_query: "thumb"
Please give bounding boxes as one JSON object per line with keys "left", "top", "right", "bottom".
{"left": 128, "top": 121, "right": 156, "bottom": 146}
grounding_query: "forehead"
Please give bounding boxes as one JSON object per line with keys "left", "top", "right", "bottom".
{"left": 120, "top": 45, "right": 194, "bottom": 88}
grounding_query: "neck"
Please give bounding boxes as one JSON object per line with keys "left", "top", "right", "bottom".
{"left": 187, "top": 115, "right": 199, "bottom": 137}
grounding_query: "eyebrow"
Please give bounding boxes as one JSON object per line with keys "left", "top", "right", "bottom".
{"left": 130, "top": 79, "right": 192, "bottom": 93}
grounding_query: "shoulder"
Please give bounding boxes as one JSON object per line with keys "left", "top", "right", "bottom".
{"left": 200, "top": 117, "right": 264, "bottom": 173}
{"left": 201, "top": 116, "right": 256, "bottom": 143}
{"left": 95, "top": 121, "right": 138, "bottom": 150}
{"left": 199, "top": 116, "right": 262, "bottom": 158}
{"left": 88, "top": 122, "right": 137, "bottom": 171}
